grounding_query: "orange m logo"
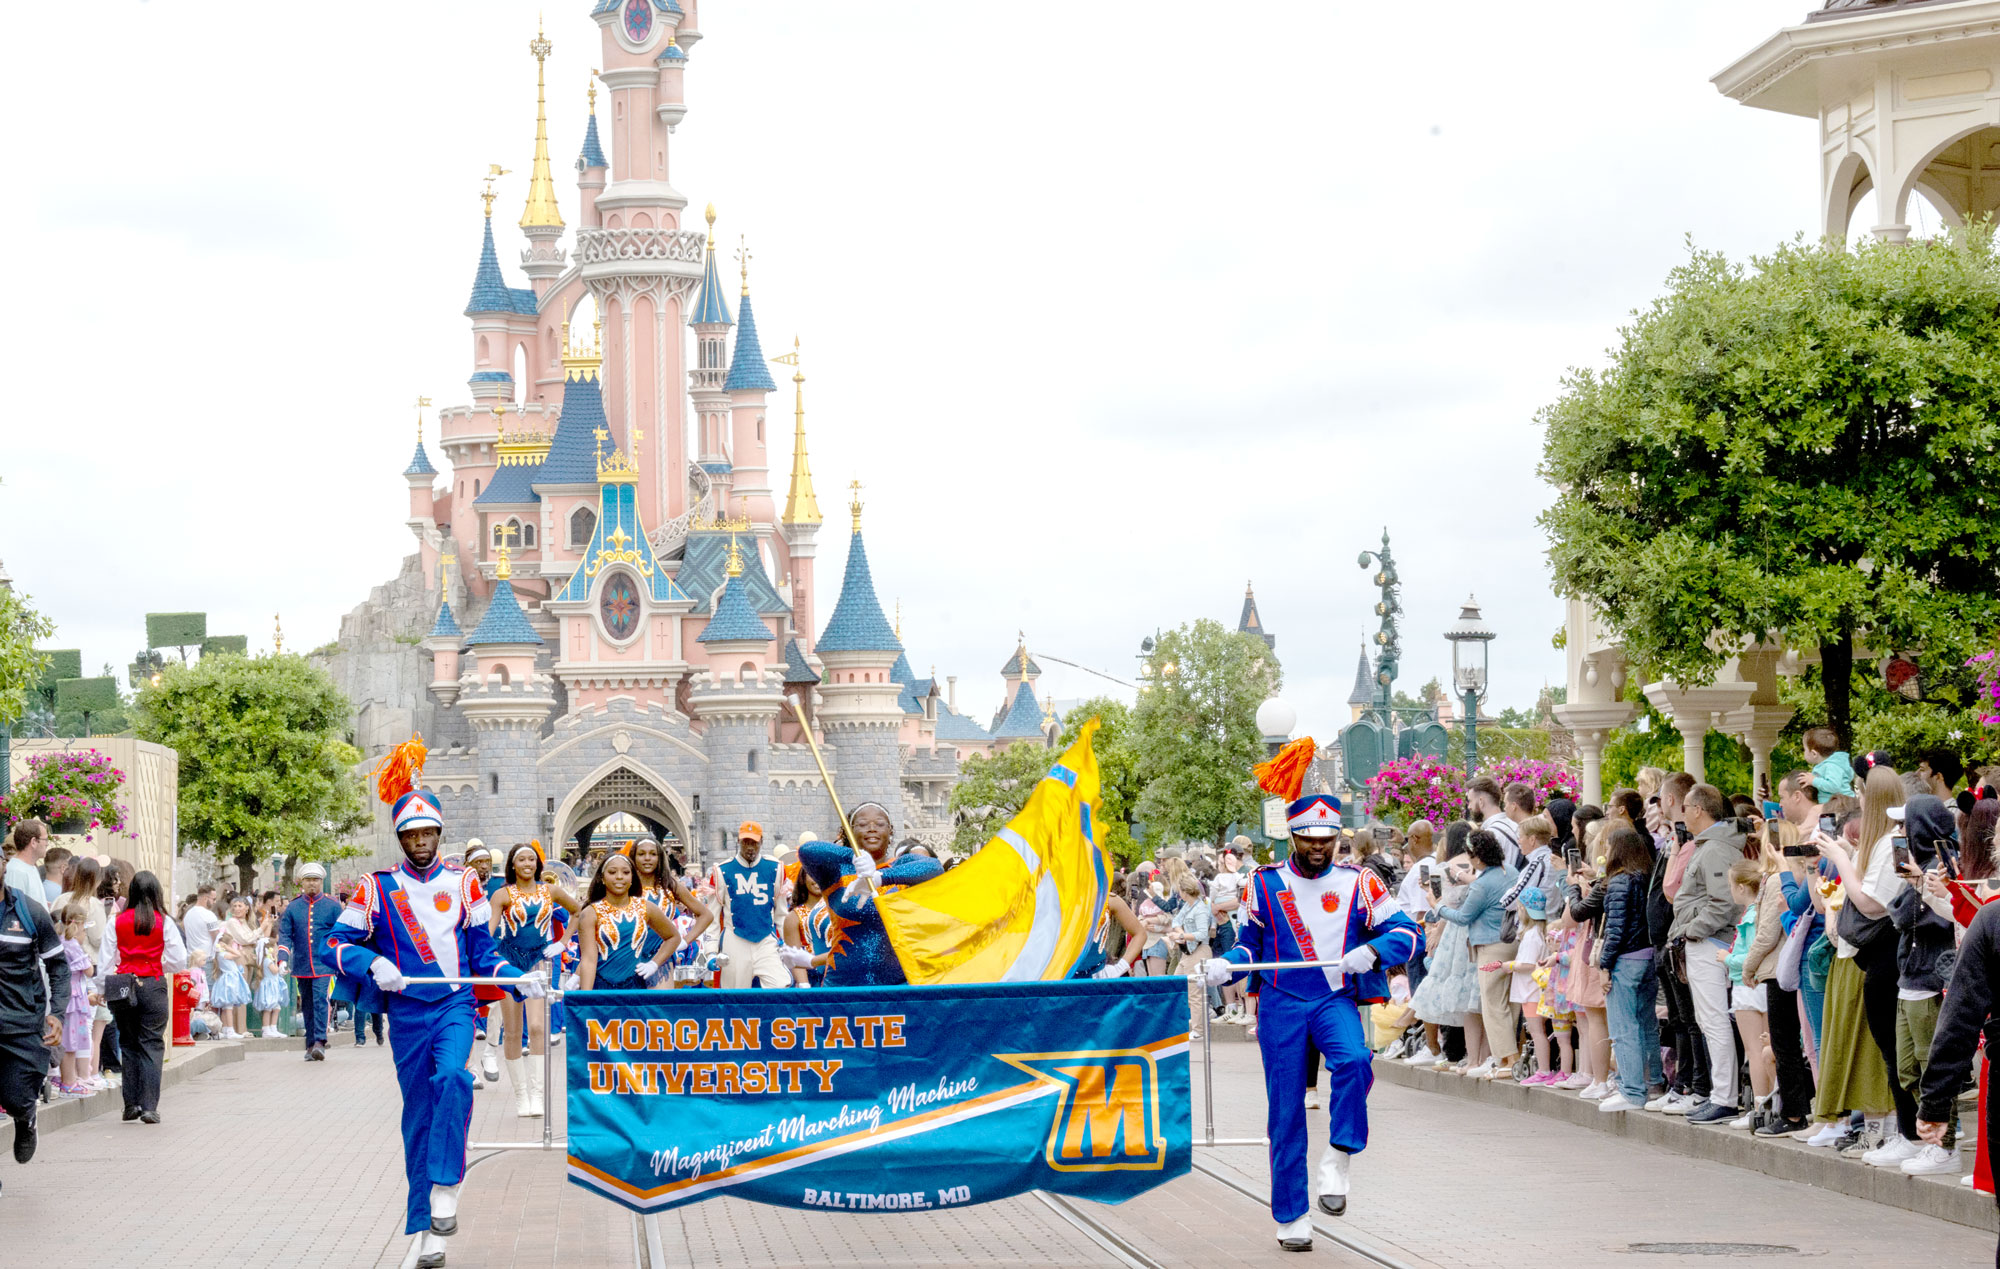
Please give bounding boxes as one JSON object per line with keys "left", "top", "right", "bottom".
{"left": 996, "top": 1049, "right": 1166, "bottom": 1173}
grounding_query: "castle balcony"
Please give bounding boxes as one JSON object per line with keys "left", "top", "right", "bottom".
{"left": 574, "top": 227, "right": 705, "bottom": 283}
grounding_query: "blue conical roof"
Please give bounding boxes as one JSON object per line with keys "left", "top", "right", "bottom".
{"left": 536, "top": 371, "right": 607, "bottom": 486}
{"left": 697, "top": 574, "right": 772, "bottom": 644}
{"left": 991, "top": 680, "right": 1047, "bottom": 740}
{"left": 578, "top": 113, "right": 606, "bottom": 170}
{"left": 724, "top": 293, "right": 777, "bottom": 392}
{"left": 689, "top": 240, "right": 734, "bottom": 327}
{"left": 464, "top": 580, "right": 545, "bottom": 647}
{"left": 427, "top": 600, "right": 462, "bottom": 639}
{"left": 404, "top": 442, "right": 437, "bottom": 477}
{"left": 816, "top": 529, "right": 901, "bottom": 653}
{"left": 465, "top": 217, "right": 541, "bottom": 317}
{"left": 782, "top": 637, "right": 820, "bottom": 684}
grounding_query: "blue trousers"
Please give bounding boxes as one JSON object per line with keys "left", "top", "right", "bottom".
{"left": 1257, "top": 989, "right": 1370, "bottom": 1225}
{"left": 296, "top": 976, "right": 331, "bottom": 1049}
{"left": 1607, "top": 955, "right": 1663, "bottom": 1103}
{"left": 387, "top": 994, "right": 478, "bottom": 1235}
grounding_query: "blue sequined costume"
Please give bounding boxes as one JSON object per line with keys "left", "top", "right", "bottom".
{"left": 795, "top": 842, "right": 942, "bottom": 986}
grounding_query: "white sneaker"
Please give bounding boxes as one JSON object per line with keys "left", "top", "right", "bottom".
{"left": 1555, "top": 1072, "right": 1591, "bottom": 1091}
{"left": 1642, "top": 1092, "right": 1675, "bottom": 1112}
{"left": 1465, "top": 1058, "right": 1497, "bottom": 1079}
{"left": 1864, "top": 1136, "right": 1922, "bottom": 1168}
{"left": 1728, "top": 1112, "right": 1753, "bottom": 1130}
{"left": 1804, "top": 1123, "right": 1844, "bottom": 1147}
{"left": 1598, "top": 1092, "right": 1639, "bottom": 1113}
{"left": 480, "top": 1044, "right": 500, "bottom": 1083}
{"left": 1901, "top": 1144, "right": 1960, "bottom": 1175}
{"left": 1405, "top": 1048, "right": 1441, "bottom": 1067}
{"left": 1962, "top": 1173, "right": 1976, "bottom": 1187}
{"left": 1303, "top": 1087, "right": 1322, "bottom": 1110}
{"left": 1579, "top": 1081, "right": 1611, "bottom": 1100}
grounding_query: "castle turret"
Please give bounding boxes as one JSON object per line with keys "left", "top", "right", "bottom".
{"left": 991, "top": 640, "right": 1048, "bottom": 750}
{"left": 576, "top": 78, "right": 608, "bottom": 228}
{"left": 519, "top": 23, "right": 567, "bottom": 292}
{"left": 405, "top": 398, "right": 440, "bottom": 524}
{"left": 777, "top": 341, "right": 821, "bottom": 651}
{"left": 459, "top": 546, "right": 555, "bottom": 844}
{"left": 424, "top": 557, "right": 465, "bottom": 709}
{"left": 688, "top": 538, "right": 783, "bottom": 860}
{"left": 812, "top": 486, "right": 904, "bottom": 817}
{"left": 689, "top": 205, "right": 735, "bottom": 506}
{"left": 726, "top": 250, "right": 778, "bottom": 530}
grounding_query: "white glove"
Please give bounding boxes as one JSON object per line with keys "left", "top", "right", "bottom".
{"left": 851, "top": 846, "right": 880, "bottom": 880}
{"left": 1340, "top": 946, "right": 1377, "bottom": 975}
{"left": 513, "top": 971, "right": 550, "bottom": 999}
{"left": 635, "top": 961, "right": 660, "bottom": 982}
{"left": 561, "top": 972, "right": 581, "bottom": 992}
{"left": 1201, "top": 958, "right": 1236, "bottom": 987}
{"left": 778, "top": 945, "right": 815, "bottom": 970}
{"left": 370, "top": 958, "right": 407, "bottom": 993}
{"left": 542, "top": 940, "right": 566, "bottom": 962}
{"left": 1093, "top": 960, "right": 1130, "bottom": 980}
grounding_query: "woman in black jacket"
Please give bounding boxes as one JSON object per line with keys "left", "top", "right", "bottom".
{"left": 1596, "top": 826, "right": 1662, "bottom": 1111}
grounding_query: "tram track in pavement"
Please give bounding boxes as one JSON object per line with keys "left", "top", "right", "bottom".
{"left": 1030, "top": 1159, "right": 1420, "bottom": 1269}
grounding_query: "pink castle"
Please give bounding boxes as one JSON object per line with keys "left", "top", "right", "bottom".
{"left": 335, "top": 3, "right": 1055, "bottom": 868}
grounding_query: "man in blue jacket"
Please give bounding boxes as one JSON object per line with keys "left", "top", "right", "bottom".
{"left": 276, "top": 863, "right": 344, "bottom": 1061}
{"left": 1205, "top": 792, "right": 1420, "bottom": 1251}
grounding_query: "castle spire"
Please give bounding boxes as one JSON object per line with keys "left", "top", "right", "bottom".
{"left": 520, "top": 22, "right": 564, "bottom": 230}
{"left": 689, "top": 203, "right": 734, "bottom": 327}
{"left": 578, "top": 75, "right": 607, "bottom": 170}
{"left": 780, "top": 338, "right": 822, "bottom": 525}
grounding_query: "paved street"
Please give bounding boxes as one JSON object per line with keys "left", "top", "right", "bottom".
{"left": 0, "top": 1033, "right": 1991, "bottom": 1268}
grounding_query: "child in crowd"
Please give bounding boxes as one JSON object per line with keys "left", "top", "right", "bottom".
{"left": 1801, "top": 727, "right": 1854, "bottom": 803}
{"left": 1493, "top": 888, "right": 1560, "bottom": 1083}
{"left": 1724, "top": 858, "right": 1776, "bottom": 1129}
{"left": 1370, "top": 969, "right": 1416, "bottom": 1055}
{"left": 255, "top": 935, "right": 290, "bottom": 1038}
{"left": 58, "top": 907, "right": 96, "bottom": 1096}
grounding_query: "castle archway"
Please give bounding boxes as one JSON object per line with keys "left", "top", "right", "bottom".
{"left": 551, "top": 758, "right": 691, "bottom": 867}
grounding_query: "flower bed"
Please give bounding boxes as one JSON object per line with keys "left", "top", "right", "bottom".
{"left": 1476, "top": 755, "right": 1581, "bottom": 807}
{"left": 1365, "top": 755, "right": 1470, "bottom": 827}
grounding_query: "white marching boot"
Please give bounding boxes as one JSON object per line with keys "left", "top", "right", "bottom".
{"left": 525, "top": 1060, "right": 545, "bottom": 1118}
{"left": 413, "top": 1231, "right": 448, "bottom": 1268}
{"left": 1276, "top": 1215, "right": 1313, "bottom": 1251}
{"left": 1317, "top": 1147, "right": 1351, "bottom": 1216}
{"left": 480, "top": 1042, "right": 500, "bottom": 1083}
{"left": 506, "top": 1057, "right": 531, "bottom": 1117}
{"left": 429, "top": 1183, "right": 461, "bottom": 1236}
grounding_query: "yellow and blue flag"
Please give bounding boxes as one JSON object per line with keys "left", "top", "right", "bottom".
{"left": 877, "top": 720, "right": 1109, "bottom": 985}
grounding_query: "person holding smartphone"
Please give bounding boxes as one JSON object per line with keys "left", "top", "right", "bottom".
{"left": 1885, "top": 797, "right": 1962, "bottom": 1174}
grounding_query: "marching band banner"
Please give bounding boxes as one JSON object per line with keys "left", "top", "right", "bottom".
{"left": 565, "top": 977, "right": 1191, "bottom": 1215}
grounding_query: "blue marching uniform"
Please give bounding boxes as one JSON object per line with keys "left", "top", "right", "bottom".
{"left": 804, "top": 901, "right": 833, "bottom": 988}
{"left": 1220, "top": 854, "right": 1419, "bottom": 1225}
{"left": 587, "top": 900, "right": 650, "bottom": 990}
{"left": 326, "top": 860, "right": 520, "bottom": 1236}
{"left": 495, "top": 885, "right": 565, "bottom": 972}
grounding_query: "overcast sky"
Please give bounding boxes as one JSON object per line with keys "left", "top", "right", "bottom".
{"left": 9, "top": 1, "right": 1830, "bottom": 741}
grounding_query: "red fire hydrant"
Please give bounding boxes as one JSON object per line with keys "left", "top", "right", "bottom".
{"left": 171, "top": 972, "right": 198, "bottom": 1046}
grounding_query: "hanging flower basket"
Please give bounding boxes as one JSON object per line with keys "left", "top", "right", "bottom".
{"left": 1366, "top": 756, "right": 1470, "bottom": 827}
{"left": 2, "top": 749, "right": 131, "bottom": 843}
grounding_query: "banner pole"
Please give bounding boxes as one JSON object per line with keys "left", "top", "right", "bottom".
{"left": 788, "top": 696, "right": 855, "bottom": 848}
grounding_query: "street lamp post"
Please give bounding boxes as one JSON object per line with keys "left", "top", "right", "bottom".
{"left": 1444, "top": 595, "right": 1495, "bottom": 775}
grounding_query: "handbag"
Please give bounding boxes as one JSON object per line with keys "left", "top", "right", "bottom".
{"left": 1661, "top": 936, "right": 1688, "bottom": 985}
{"left": 1775, "top": 911, "right": 1812, "bottom": 993}
{"left": 102, "top": 972, "right": 138, "bottom": 1007}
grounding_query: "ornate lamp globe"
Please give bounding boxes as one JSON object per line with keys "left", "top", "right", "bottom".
{"left": 1255, "top": 697, "right": 1296, "bottom": 743}
{"left": 1444, "top": 594, "right": 1496, "bottom": 701}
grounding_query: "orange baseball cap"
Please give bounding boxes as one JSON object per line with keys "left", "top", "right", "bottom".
{"left": 738, "top": 821, "right": 764, "bottom": 843}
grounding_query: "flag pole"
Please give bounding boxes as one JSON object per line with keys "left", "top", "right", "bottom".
{"left": 788, "top": 696, "right": 855, "bottom": 849}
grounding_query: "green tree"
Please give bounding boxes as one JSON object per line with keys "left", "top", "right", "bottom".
{"left": 52, "top": 663, "right": 134, "bottom": 738}
{"left": 0, "top": 589, "right": 54, "bottom": 728}
{"left": 946, "top": 742, "right": 1060, "bottom": 857}
{"left": 1540, "top": 229, "right": 2000, "bottom": 742}
{"left": 1057, "top": 696, "right": 1143, "bottom": 868}
{"left": 1130, "top": 620, "right": 1280, "bottom": 847}
{"left": 135, "top": 652, "right": 370, "bottom": 893}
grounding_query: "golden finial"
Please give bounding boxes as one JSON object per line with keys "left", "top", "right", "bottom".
{"left": 779, "top": 336, "right": 821, "bottom": 526}
{"left": 482, "top": 164, "right": 510, "bottom": 218}
{"left": 273, "top": 613, "right": 284, "bottom": 654}
{"left": 704, "top": 203, "right": 717, "bottom": 250}
{"left": 520, "top": 20, "right": 564, "bottom": 230}
{"left": 594, "top": 426, "right": 607, "bottom": 468}
{"left": 895, "top": 600, "right": 902, "bottom": 642}
{"left": 736, "top": 234, "right": 751, "bottom": 296}
{"left": 588, "top": 69, "right": 599, "bottom": 113}
{"left": 560, "top": 317, "right": 603, "bottom": 381}
{"left": 726, "top": 534, "right": 745, "bottom": 579}
{"left": 414, "top": 394, "right": 432, "bottom": 443}
{"left": 848, "top": 480, "right": 865, "bottom": 533}
{"left": 494, "top": 522, "right": 520, "bottom": 580}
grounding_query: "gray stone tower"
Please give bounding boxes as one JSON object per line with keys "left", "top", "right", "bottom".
{"left": 811, "top": 491, "right": 906, "bottom": 823}
{"left": 687, "top": 541, "right": 784, "bottom": 858}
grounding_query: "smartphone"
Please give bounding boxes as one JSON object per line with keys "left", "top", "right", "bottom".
{"left": 1938, "top": 843, "right": 1961, "bottom": 879}
{"left": 1819, "top": 814, "right": 1837, "bottom": 837}
{"left": 1564, "top": 845, "right": 1582, "bottom": 872}
{"left": 1427, "top": 876, "right": 1443, "bottom": 901}
{"left": 1761, "top": 800, "right": 1781, "bottom": 822}
{"left": 1674, "top": 823, "right": 1692, "bottom": 846}
{"left": 1892, "top": 834, "right": 1912, "bottom": 870}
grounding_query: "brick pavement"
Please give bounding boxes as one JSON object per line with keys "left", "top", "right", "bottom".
{"left": 5, "top": 1024, "right": 1992, "bottom": 1268}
